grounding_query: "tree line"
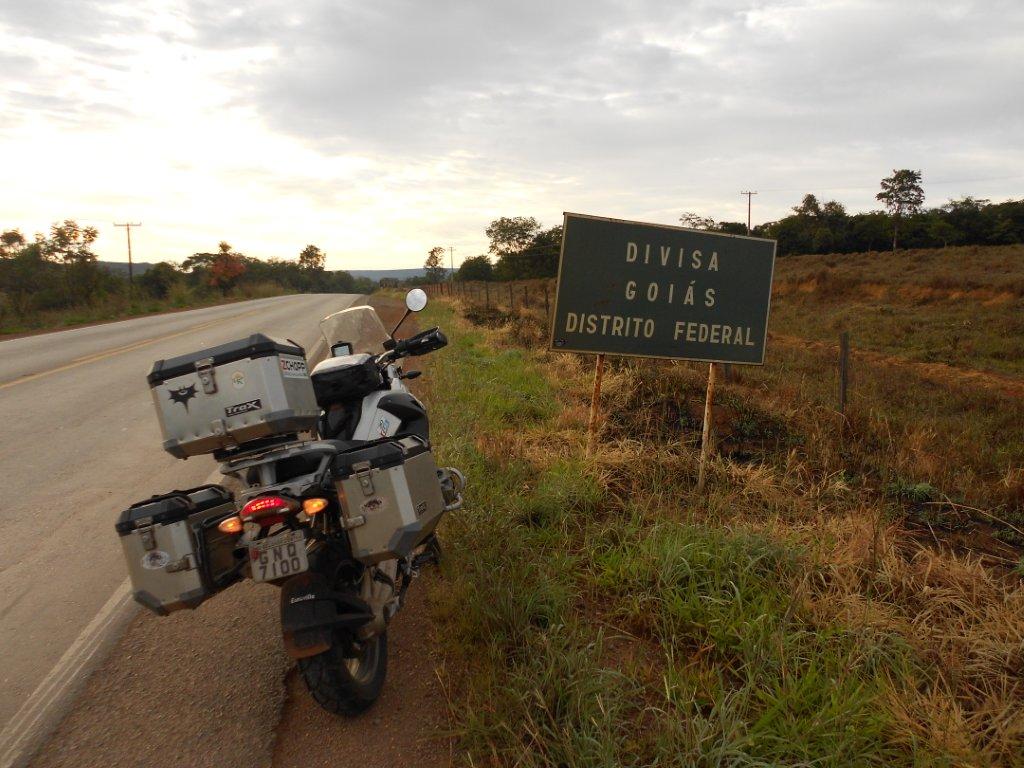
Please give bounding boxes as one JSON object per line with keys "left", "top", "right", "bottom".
{"left": 702, "top": 170, "right": 1023, "bottom": 256}
{"left": 0, "top": 222, "right": 373, "bottom": 322}
{"left": 425, "top": 216, "right": 564, "bottom": 283}
{"left": 424, "top": 170, "right": 1024, "bottom": 282}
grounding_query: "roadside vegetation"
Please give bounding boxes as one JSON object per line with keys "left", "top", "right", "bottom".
{"left": 419, "top": 260, "right": 1023, "bottom": 765}
{"left": 0, "top": 222, "right": 372, "bottom": 335}
{"left": 411, "top": 172, "right": 1024, "bottom": 288}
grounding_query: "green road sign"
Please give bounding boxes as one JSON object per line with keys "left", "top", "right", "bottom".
{"left": 550, "top": 213, "right": 776, "bottom": 364}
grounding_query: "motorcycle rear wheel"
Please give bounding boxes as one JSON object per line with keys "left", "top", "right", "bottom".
{"left": 298, "top": 631, "right": 388, "bottom": 715}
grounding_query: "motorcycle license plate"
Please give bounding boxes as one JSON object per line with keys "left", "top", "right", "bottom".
{"left": 249, "top": 530, "right": 308, "bottom": 583}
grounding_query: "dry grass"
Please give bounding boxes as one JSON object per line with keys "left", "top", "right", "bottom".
{"left": 429, "top": 280, "right": 1024, "bottom": 765}
{"left": 769, "top": 244, "right": 1024, "bottom": 377}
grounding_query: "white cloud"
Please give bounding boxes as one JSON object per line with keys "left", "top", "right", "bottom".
{"left": 0, "top": 0, "right": 1022, "bottom": 269}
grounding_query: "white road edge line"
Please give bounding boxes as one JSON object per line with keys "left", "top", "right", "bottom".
{"left": 0, "top": 469, "right": 221, "bottom": 768}
{"left": 0, "top": 579, "right": 134, "bottom": 768}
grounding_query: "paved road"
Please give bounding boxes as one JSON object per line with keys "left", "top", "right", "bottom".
{"left": 0, "top": 294, "right": 360, "bottom": 731}
{"left": 7, "top": 293, "right": 451, "bottom": 768}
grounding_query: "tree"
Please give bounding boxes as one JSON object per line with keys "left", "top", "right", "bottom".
{"left": 716, "top": 221, "right": 748, "bottom": 235}
{"left": 924, "top": 213, "right": 958, "bottom": 248}
{"left": 41, "top": 220, "right": 99, "bottom": 266}
{"left": 792, "top": 194, "right": 822, "bottom": 217}
{"left": 425, "top": 246, "right": 447, "bottom": 282}
{"left": 821, "top": 200, "right": 847, "bottom": 223}
{"left": 457, "top": 254, "right": 493, "bottom": 281}
{"left": 299, "top": 244, "right": 326, "bottom": 271}
{"left": 0, "top": 241, "right": 50, "bottom": 314}
{"left": 1, "top": 229, "right": 25, "bottom": 258}
{"left": 941, "top": 196, "right": 989, "bottom": 245}
{"left": 492, "top": 224, "right": 562, "bottom": 280}
{"left": 876, "top": 169, "right": 924, "bottom": 251}
{"left": 847, "top": 211, "right": 891, "bottom": 252}
{"left": 182, "top": 251, "right": 216, "bottom": 273}
{"left": 185, "top": 242, "right": 247, "bottom": 295}
{"left": 38, "top": 220, "right": 101, "bottom": 303}
{"left": 679, "top": 212, "right": 716, "bottom": 230}
{"left": 485, "top": 216, "right": 540, "bottom": 256}
{"left": 139, "top": 262, "right": 181, "bottom": 299}
{"left": 210, "top": 251, "right": 246, "bottom": 296}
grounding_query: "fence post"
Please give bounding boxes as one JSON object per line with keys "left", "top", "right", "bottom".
{"left": 485, "top": 282, "right": 490, "bottom": 308}
{"left": 508, "top": 283, "right": 514, "bottom": 309}
{"left": 838, "top": 331, "right": 850, "bottom": 415}
{"left": 543, "top": 284, "right": 549, "bottom": 319}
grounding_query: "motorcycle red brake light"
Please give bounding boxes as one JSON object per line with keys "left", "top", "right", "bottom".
{"left": 240, "top": 496, "right": 294, "bottom": 520}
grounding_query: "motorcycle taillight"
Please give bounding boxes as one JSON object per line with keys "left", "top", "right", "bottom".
{"left": 240, "top": 495, "right": 296, "bottom": 523}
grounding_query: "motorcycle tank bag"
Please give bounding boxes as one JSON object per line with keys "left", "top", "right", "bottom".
{"left": 115, "top": 485, "right": 242, "bottom": 615}
{"left": 332, "top": 436, "right": 446, "bottom": 564}
{"left": 147, "top": 334, "right": 319, "bottom": 459}
{"left": 310, "top": 353, "right": 385, "bottom": 408}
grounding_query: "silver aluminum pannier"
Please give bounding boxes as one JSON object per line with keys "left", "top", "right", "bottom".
{"left": 148, "top": 334, "right": 318, "bottom": 458}
{"left": 115, "top": 485, "right": 243, "bottom": 615}
{"left": 333, "top": 437, "right": 446, "bottom": 564}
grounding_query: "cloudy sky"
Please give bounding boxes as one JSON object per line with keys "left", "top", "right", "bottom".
{"left": 1, "top": 0, "right": 1021, "bottom": 271}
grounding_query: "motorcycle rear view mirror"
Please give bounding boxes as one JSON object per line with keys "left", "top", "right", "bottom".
{"left": 391, "top": 288, "right": 429, "bottom": 338}
{"left": 405, "top": 288, "right": 427, "bottom": 312}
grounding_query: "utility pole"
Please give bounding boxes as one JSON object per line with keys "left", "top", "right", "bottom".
{"left": 448, "top": 245, "right": 455, "bottom": 281}
{"left": 114, "top": 222, "right": 142, "bottom": 294}
{"left": 739, "top": 191, "right": 757, "bottom": 235}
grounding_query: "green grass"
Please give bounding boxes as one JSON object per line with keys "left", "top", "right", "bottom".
{"left": 421, "top": 300, "right": 968, "bottom": 767}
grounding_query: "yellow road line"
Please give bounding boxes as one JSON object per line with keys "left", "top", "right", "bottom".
{"left": 0, "top": 307, "right": 266, "bottom": 391}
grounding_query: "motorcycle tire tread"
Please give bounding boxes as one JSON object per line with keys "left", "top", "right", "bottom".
{"left": 297, "top": 633, "right": 388, "bottom": 716}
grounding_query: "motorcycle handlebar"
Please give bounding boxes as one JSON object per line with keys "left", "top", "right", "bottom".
{"left": 378, "top": 327, "right": 448, "bottom": 364}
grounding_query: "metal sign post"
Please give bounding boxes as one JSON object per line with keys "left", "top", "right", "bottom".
{"left": 696, "top": 362, "right": 717, "bottom": 493}
{"left": 586, "top": 353, "right": 606, "bottom": 456}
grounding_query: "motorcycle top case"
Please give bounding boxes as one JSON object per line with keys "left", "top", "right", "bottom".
{"left": 115, "top": 485, "right": 242, "bottom": 615}
{"left": 148, "top": 334, "right": 319, "bottom": 458}
{"left": 332, "top": 436, "right": 446, "bottom": 564}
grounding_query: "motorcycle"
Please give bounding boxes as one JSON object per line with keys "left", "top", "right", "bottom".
{"left": 121, "top": 289, "right": 462, "bottom": 715}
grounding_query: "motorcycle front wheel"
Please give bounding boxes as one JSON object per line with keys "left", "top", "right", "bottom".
{"left": 298, "top": 631, "right": 388, "bottom": 715}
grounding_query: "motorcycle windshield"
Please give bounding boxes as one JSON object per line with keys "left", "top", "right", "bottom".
{"left": 319, "top": 306, "right": 391, "bottom": 356}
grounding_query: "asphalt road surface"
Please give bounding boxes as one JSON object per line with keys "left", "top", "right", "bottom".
{"left": 0, "top": 294, "right": 360, "bottom": 734}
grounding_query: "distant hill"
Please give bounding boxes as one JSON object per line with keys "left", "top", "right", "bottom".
{"left": 98, "top": 260, "right": 156, "bottom": 276}
{"left": 348, "top": 267, "right": 452, "bottom": 282}
{"left": 98, "top": 262, "right": 450, "bottom": 284}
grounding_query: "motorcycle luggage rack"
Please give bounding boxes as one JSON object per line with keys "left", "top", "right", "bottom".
{"left": 219, "top": 440, "right": 342, "bottom": 500}
{"left": 213, "top": 433, "right": 303, "bottom": 462}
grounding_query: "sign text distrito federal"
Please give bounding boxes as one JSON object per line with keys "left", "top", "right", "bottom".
{"left": 551, "top": 214, "right": 775, "bottom": 364}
